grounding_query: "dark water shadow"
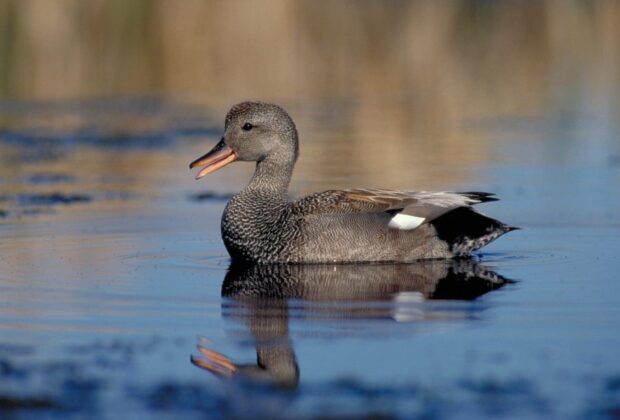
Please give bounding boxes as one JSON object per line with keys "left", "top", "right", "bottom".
{"left": 192, "top": 260, "right": 513, "bottom": 392}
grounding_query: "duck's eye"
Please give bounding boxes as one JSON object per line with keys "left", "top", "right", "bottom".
{"left": 242, "top": 123, "right": 254, "bottom": 131}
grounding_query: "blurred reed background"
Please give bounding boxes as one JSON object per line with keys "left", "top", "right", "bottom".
{"left": 0, "top": 0, "right": 619, "bottom": 190}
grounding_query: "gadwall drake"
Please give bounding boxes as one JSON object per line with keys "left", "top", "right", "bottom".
{"left": 190, "top": 102, "right": 517, "bottom": 263}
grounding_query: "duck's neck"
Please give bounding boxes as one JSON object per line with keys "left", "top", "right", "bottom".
{"left": 223, "top": 151, "right": 297, "bottom": 262}
{"left": 244, "top": 153, "right": 295, "bottom": 201}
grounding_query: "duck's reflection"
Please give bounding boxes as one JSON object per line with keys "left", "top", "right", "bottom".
{"left": 192, "top": 260, "right": 512, "bottom": 389}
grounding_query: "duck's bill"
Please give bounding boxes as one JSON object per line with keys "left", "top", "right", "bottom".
{"left": 189, "top": 138, "right": 237, "bottom": 180}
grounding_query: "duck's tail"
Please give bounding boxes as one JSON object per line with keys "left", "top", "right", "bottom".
{"left": 431, "top": 207, "right": 519, "bottom": 257}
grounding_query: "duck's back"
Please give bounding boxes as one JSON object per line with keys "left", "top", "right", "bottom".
{"left": 286, "top": 189, "right": 515, "bottom": 263}
{"left": 221, "top": 188, "right": 514, "bottom": 263}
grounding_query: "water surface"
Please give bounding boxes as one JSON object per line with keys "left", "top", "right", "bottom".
{"left": 1, "top": 98, "right": 620, "bottom": 419}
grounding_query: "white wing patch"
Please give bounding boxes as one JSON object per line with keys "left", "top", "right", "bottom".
{"left": 388, "top": 213, "right": 425, "bottom": 230}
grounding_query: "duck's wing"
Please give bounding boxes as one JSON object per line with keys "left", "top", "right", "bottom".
{"left": 292, "top": 188, "right": 497, "bottom": 229}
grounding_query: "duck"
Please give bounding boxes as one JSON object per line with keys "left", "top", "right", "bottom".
{"left": 190, "top": 101, "right": 517, "bottom": 264}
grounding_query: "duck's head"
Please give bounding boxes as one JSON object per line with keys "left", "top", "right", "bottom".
{"left": 190, "top": 101, "right": 299, "bottom": 180}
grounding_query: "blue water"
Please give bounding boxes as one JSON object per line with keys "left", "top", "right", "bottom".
{"left": 1, "top": 98, "right": 619, "bottom": 419}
